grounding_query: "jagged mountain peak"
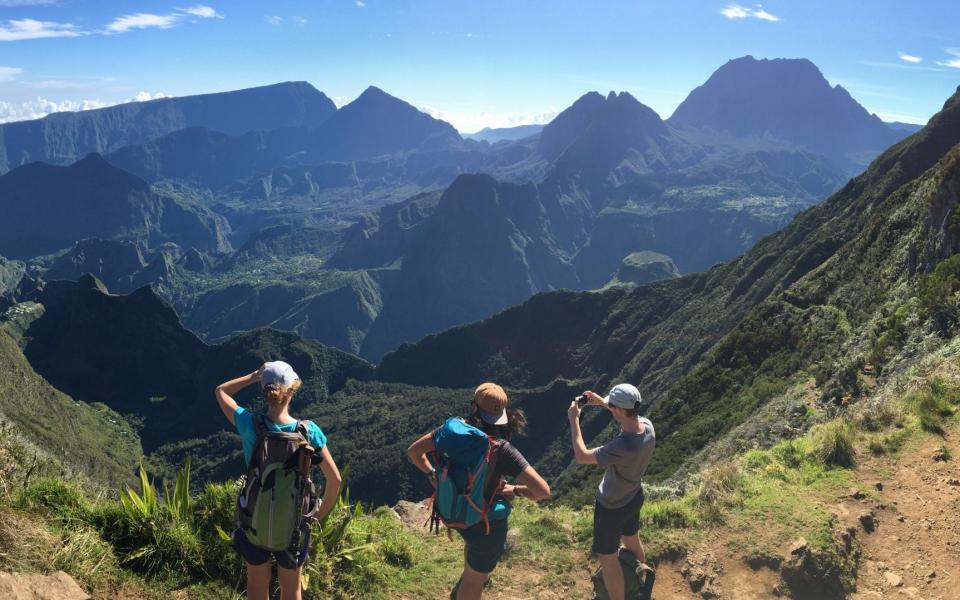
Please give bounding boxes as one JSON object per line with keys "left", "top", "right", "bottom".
{"left": 668, "top": 55, "right": 902, "bottom": 168}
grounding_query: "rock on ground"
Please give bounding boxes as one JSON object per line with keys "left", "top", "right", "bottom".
{"left": 0, "top": 571, "right": 90, "bottom": 600}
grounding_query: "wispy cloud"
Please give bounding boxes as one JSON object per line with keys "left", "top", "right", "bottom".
{"left": 937, "top": 48, "right": 960, "bottom": 69}
{"left": 180, "top": 5, "right": 223, "bottom": 19}
{"left": 356, "top": 1, "right": 366, "bottom": 7}
{"left": 0, "top": 18, "right": 82, "bottom": 41}
{"left": 873, "top": 111, "right": 926, "bottom": 125}
{"left": 861, "top": 60, "right": 948, "bottom": 73}
{"left": 266, "top": 15, "right": 284, "bottom": 25}
{"left": 291, "top": 15, "right": 308, "bottom": 26}
{"left": 897, "top": 51, "right": 922, "bottom": 63}
{"left": 720, "top": 4, "right": 781, "bottom": 22}
{"left": 106, "top": 13, "right": 179, "bottom": 34}
{"left": 0, "top": 66, "right": 22, "bottom": 82}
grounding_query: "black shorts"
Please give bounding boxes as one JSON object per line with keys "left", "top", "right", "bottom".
{"left": 232, "top": 527, "right": 311, "bottom": 570}
{"left": 456, "top": 518, "right": 509, "bottom": 574}
{"left": 592, "top": 487, "right": 645, "bottom": 556}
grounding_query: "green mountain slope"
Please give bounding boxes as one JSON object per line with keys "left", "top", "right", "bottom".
{"left": 0, "top": 321, "right": 140, "bottom": 486}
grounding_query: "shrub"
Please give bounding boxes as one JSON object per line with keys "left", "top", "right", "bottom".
{"left": 771, "top": 438, "right": 807, "bottom": 469}
{"left": 15, "top": 478, "right": 91, "bottom": 522}
{"left": 907, "top": 378, "right": 956, "bottom": 434}
{"left": 640, "top": 497, "right": 698, "bottom": 529}
{"left": 808, "top": 421, "right": 856, "bottom": 468}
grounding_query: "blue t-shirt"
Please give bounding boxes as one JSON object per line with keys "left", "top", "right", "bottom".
{"left": 234, "top": 406, "right": 327, "bottom": 466}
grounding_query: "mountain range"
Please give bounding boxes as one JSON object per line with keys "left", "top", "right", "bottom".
{"left": 0, "top": 55, "right": 921, "bottom": 364}
{"left": 0, "top": 81, "right": 336, "bottom": 173}
{"left": 2, "top": 81, "right": 957, "bottom": 509}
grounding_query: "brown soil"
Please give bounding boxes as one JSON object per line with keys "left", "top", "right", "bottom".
{"left": 848, "top": 430, "right": 960, "bottom": 600}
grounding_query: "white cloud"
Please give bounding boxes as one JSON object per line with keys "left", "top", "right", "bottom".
{"left": 106, "top": 13, "right": 179, "bottom": 34}
{"left": 292, "top": 16, "right": 308, "bottom": 26}
{"left": 0, "top": 91, "right": 175, "bottom": 124}
{"left": 936, "top": 48, "right": 960, "bottom": 69}
{"left": 179, "top": 5, "right": 222, "bottom": 19}
{"left": 133, "top": 91, "right": 172, "bottom": 102}
{"left": 0, "top": 66, "right": 22, "bottom": 82}
{"left": 720, "top": 4, "right": 780, "bottom": 22}
{"left": 419, "top": 105, "right": 558, "bottom": 133}
{"left": 266, "top": 15, "right": 284, "bottom": 25}
{"left": 0, "top": 18, "right": 82, "bottom": 41}
{"left": 897, "top": 52, "right": 922, "bottom": 64}
{"left": 356, "top": 0, "right": 366, "bottom": 7}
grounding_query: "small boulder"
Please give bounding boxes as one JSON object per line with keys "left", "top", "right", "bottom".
{"left": 932, "top": 449, "right": 948, "bottom": 462}
{"left": 946, "top": 478, "right": 960, "bottom": 486}
{"left": 874, "top": 481, "right": 884, "bottom": 491}
{"left": 788, "top": 538, "right": 809, "bottom": 557}
{"left": 883, "top": 571, "right": 903, "bottom": 587}
{"left": 505, "top": 528, "right": 520, "bottom": 553}
{"left": 0, "top": 571, "right": 90, "bottom": 600}
{"left": 848, "top": 488, "right": 867, "bottom": 500}
{"left": 859, "top": 510, "right": 878, "bottom": 533}
{"left": 392, "top": 500, "right": 430, "bottom": 530}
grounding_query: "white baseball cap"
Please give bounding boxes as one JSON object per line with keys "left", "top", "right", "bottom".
{"left": 604, "top": 383, "right": 642, "bottom": 410}
{"left": 260, "top": 361, "right": 299, "bottom": 389}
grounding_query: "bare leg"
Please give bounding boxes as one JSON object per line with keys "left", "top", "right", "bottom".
{"left": 277, "top": 565, "right": 302, "bottom": 600}
{"left": 622, "top": 534, "right": 646, "bottom": 564}
{"left": 598, "top": 552, "right": 625, "bottom": 600}
{"left": 245, "top": 561, "right": 271, "bottom": 600}
{"left": 456, "top": 563, "right": 490, "bottom": 600}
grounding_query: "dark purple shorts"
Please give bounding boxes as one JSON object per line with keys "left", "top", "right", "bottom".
{"left": 232, "top": 527, "right": 310, "bottom": 570}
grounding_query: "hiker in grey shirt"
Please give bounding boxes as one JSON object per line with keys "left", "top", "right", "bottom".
{"left": 568, "top": 383, "right": 655, "bottom": 600}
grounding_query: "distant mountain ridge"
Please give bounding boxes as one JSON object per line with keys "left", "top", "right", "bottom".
{"left": 464, "top": 124, "right": 545, "bottom": 143}
{"left": 0, "top": 81, "right": 337, "bottom": 172}
{"left": 0, "top": 154, "right": 230, "bottom": 259}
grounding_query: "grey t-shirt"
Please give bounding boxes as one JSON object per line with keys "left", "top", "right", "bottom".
{"left": 595, "top": 418, "right": 656, "bottom": 509}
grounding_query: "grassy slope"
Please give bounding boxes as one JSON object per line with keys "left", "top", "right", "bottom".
{"left": 0, "top": 327, "right": 141, "bottom": 487}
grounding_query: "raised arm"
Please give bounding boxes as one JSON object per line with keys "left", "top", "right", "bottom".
{"left": 406, "top": 431, "right": 437, "bottom": 487}
{"left": 315, "top": 445, "right": 342, "bottom": 522}
{"left": 214, "top": 367, "right": 261, "bottom": 425}
{"left": 568, "top": 400, "right": 600, "bottom": 465}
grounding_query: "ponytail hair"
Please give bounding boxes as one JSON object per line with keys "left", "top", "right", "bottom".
{"left": 264, "top": 379, "right": 301, "bottom": 408}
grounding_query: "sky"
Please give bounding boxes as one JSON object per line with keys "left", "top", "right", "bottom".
{"left": 0, "top": 1, "right": 958, "bottom": 133}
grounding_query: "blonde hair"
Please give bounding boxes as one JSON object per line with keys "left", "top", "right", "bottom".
{"left": 264, "top": 379, "right": 301, "bottom": 407}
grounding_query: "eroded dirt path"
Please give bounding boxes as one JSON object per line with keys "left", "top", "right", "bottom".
{"left": 849, "top": 430, "right": 960, "bottom": 600}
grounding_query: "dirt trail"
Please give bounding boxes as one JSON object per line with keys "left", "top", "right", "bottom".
{"left": 848, "top": 430, "right": 960, "bottom": 600}
{"left": 632, "top": 428, "right": 960, "bottom": 600}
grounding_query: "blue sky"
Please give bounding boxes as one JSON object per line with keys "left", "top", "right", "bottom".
{"left": 0, "top": 0, "right": 958, "bottom": 132}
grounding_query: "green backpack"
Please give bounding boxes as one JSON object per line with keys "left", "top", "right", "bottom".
{"left": 591, "top": 548, "right": 656, "bottom": 600}
{"left": 236, "top": 416, "right": 319, "bottom": 555}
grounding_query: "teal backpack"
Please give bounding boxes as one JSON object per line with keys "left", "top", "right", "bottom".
{"left": 429, "top": 417, "right": 504, "bottom": 534}
{"left": 236, "top": 416, "right": 319, "bottom": 556}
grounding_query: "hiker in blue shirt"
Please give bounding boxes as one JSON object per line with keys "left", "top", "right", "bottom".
{"left": 215, "top": 361, "right": 342, "bottom": 600}
{"left": 407, "top": 382, "right": 551, "bottom": 600}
